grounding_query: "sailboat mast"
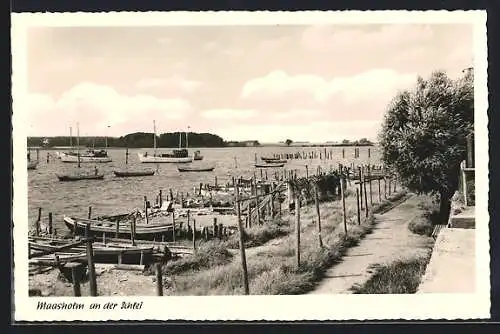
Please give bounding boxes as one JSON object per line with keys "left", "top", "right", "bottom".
{"left": 69, "top": 127, "right": 73, "bottom": 148}
{"left": 76, "top": 123, "right": 81, "bottom": 168}
{"left": 153, "top": 120, "right": 157, "bottom": 155}
{"left": 178, "top": 131, "right": 181, "bottom": 149}
{"left": 186, "top": 126, "right": 189, "bottom": 149}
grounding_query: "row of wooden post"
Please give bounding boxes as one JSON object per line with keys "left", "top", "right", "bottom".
{"left": 268, "top": 147, "right": 373, "bottom": 161}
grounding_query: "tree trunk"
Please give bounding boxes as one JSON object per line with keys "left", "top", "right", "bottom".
{"left": 439, "top": 190, "right": 452, "bottom": 224}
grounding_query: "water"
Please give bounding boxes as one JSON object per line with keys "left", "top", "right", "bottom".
{"left": 28, "top": 146, "right": 381, "bottom": 233}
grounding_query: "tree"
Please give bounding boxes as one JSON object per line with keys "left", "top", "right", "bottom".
{"left": 285, "top": 139, "right": 293, "bottom": 146}
{"left": 378, "top": 70, "right": 474, "bottom": 221}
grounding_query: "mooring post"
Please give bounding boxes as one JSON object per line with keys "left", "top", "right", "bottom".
{"left": 71, "top": 265, "right": 82, "bottom": 297}
{"left": 88, "top": 206, "right": 92, "bottom": 219}
{"left": 155, "top": 263, "right": 163, "bottom": 296}
{"left": 314, "top": 186, "right": 323, "bottom": 248}
{"left": 270, "top": 183, "right": 275, "bottom": 219}
{"left": 130, "top": 215, "right": 136, "bottom": 246}
{"left": 48, "top": 212, "right": 53, "bottom": 235}
{"left": 192, "top": 220, "right": 197, "bottom": 251}
{"left": 159, "top": 190, "right": 163, "bottom": 208}
{"left": 340, "top": 176, "right": 347, "bottom": 236}
{"left": 144, "top": 196, "right": 149, "bottom": 224}
{"left": 115, "top": 220, "right": 119, "bottom": 238}
{"left": 35, "top": 207, "right": 42, "bottom": 237}
{"left": 85, "top": 224, "right": 97, "bottom": 296}
{"left": 235, "top": 184, "right": 250, "bottom": 295}
{"left": 213, "top": 218, "right": 218, "bottom": 238}
{"left": 305, "top": 165, "right": 309, "bottom": 178}
{"left": 169, "top": 188, "right": 174, "bottom": 201}
{"left": 172, "top": 211, "right": 176, "bottom": 242}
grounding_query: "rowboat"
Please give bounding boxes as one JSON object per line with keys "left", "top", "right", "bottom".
{"left": 28, "top": 160, "right": 38, "bottom": 170}
{"left": 178, "top": 166, "right": 215, "bottom": 172}
{"left": 113, "top": 170, "right": 155, "bottom": 177}
{"left": 56, "top": 173, "right": 105, "bottom": 181}
{"left": 261, "top": 156, "right": 282, "bottom": 162}
{"left": 255, "top": 162, "right": 285, "bottom": 168}
{"left": 64, "top": 216, "right": 173, "bottom": 241}
{"left": 28, "top": 237, "right": 157, "bottom": 265}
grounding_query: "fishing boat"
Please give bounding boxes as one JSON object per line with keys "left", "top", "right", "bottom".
{"left": 138, "top": 121, "right": 193, "bottom": 163}
{"left": 178, "top": 165, "right": 215, "bottom": 172}
{"left": 63, "top": 216, "right": 174, "bottom": 241}
{"left": 28, "top": 237, "right": 157, "bottom": 265}
{"left": 60, "top": 149, "right": 112, "bottom": 163}
{"left": 255, "top": 162, "right": 285, "bottom": 168}
{"left": 113, "top": 146, "right": 156, "bottom": 177}
{"left": 56, "top": 123, "right": 107, "bottom": 182}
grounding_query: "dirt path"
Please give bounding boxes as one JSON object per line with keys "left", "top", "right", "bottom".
{"left": 308, "top": 194, "right": 434, "bottom": 294}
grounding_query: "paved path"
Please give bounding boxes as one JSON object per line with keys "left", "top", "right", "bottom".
{"left": 308, "top": 195, "right": 434, "bottom": 294}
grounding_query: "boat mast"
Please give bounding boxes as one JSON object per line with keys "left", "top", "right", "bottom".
{"left": 76, "top": 122, "right": 81, "bottom": 168}
{"left": 153, "top": 120, "right": 157, "bottom": 156}
{"left": 69, "top": 126, "right": 73, "bottom": 148}
{"left": 178, "top": 131, "right": 181, "bottom": 149}
{"left": 186, "top": 126, "right": 189, "bottom": 149}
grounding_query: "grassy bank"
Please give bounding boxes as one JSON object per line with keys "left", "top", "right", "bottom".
{"left": 157, "top": 187, "right": 407, "bottom": 295}
{"left": 408, "top": 195, "right": 441, "bottom": 236}
{"left": 350, "top": 255, "right": 431, "bottom": 294}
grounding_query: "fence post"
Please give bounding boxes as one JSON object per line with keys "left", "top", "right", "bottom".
{"left": 172, "top": 211, "right": 176, "bottom": 242}
{"left": 358, "top": 167, "right": 363, "bottom": 210}
{"left": 88, "top": 206, "right": 92, "bottom": 219}
{"left": 313, "top": 186, "right": 323, "bottom": 248}
{"left": 340, "top": 176, "right": 347, "bottom": 236}
{"left": 295, "top": 192, "right": 301, "bottom": 269}
{"left": 131, "top": 215, "right": 136, "bottom": 246}
{"left": 368, "top": 166, "right": 373, "bottom": 206}
{"left": 192, "top": 220, "right": 197, "bottom": 252}
{"left": 356, "top": 188, "right": 361, "bottom": 225}
{"left": 85, "top": 224, "right": 97, "bottom": 296}
{"left": 155, "top": 263, "right": 163, "bottom": 296}
{"left": 144, "top": 196, "right": 149, "bottom": 224}
{"left": 35, "top": 208, "right": 42, "bottom": 237}
{"left": 235, "top": 184, "right": 250, "bottom": 295}
{"left": 384, "top": 177, "right": 387, "bottom": 199}
{"left": 48, "top": 212, "right": 53, "bottom": 235}
{"left": 363, "top": 173, "right": 369, "bottom": 218}
{"left": 378, "top": 177, "right": 382, "bottom": 203}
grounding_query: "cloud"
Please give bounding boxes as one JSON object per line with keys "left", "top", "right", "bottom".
{"left": 200, "top": 108, "right": 259, "bottom": 120}
{"left": 135, "top": 76, "right": 203, "bottom": 94}
{"left": 301, "top": 24, "right": 434, "bottom": 54}
{"left": 26, "top": 82, "right": 193, "bottom": 135}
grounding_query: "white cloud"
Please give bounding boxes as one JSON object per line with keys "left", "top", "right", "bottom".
{"left": 26, "top": 82, "right": 193, "bottom": 135}
{"left": 200, "top": 108, "right": 259, "bottom": 120}
{"left": 135, "top": 76, "right": 202, "bottom": 94}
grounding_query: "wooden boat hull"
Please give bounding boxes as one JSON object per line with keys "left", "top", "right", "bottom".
{"left": 178, "top": 167, "right": 215, "bottom": 172}
{"left": 255, "top": 163, "right": 285, "bottom": 168}
{"left": 57, "top": 174, "right": 105, "bottom": 181}
{"left": 27, "top": 161, "right": 38, "bottom": 170}
{"left": 64, "top": 217, "right": 173, "bottom": 241}
{"left": 113, "top": 170, "right": 155, "bottom": 177}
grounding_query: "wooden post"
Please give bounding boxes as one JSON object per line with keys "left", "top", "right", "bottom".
{"left": 388, "top": 178, "right": 392, "bottom": 196}
{"left": 314, "top": 186, "right": 323, "bottom": 248}
{"left": 115, "top": 220, "right": 119, "bottom": 238}
{"left": 48, "top": 212, "right": 53, "bottom": 235}
{"left": 364, "top": 174, "right": 369, "bottom": 218}
{"left": 85, "top": 224, "right": 97, "bottom": 296}
{"left": 213, "top": 218, "right": 218, "bottom": 238}
{"left": 187, "top": 210, "right": 191, "bottom": 233}
{"left": 130, "top": 215, "right": 136, "bottom": 246}
{"left": 466, "top": 133, "right": 474, "bottom": 168}
{"left": 159, "top": 190, "right": 163, "bottom": 207}
{"left": 340, "top": 176, "right": 347, "bottom": 236}
{"left": 270, "top": 184, "right": 275, "bottom": 219}
{"left": 295, "top": 193, "right": 301, "bottom": 269}
{"left": 71, "top": 265, "right": 82, "bottom": 297}
{"left": 305, "top": 165, "right": 309, "bottom": 178}
{"left": 356, "top": 188, "right": 361, "bottom": 225}
{"left": 247, "top": 202, "right": 252, "bottom": 228}
{"left": 35, "top": 208, "right": 42, "bottom": 237}
{"left": 192, "top": 220, "right": 197, "bottom": 251}
{"left": 358, "top": 167, "right": 363, "bottom": 210}
{"left": 218, "top": 223, "right": 223, "bottom": 239}
{"left": 87, "top": 206, "right": 92, "bottom": 219}
{"left": 368, "top": 166, "right": 373, "bottom": 206}
{"left": 235, "top": 184, "right": 250, "bottom": 295}
{"left": 144, "top": 196, "right": 149, "bottom": 224}
{"left": 215, "top": 176, "right": 218, "bottom": 188}
{"left": 155, "top": 263, "right": 163, "bottom": 296}
{"left": 169, "top": 188, "right": 174, "bottom": 201}
{"left": 172, "top": 212, "right": 176, "bottom": 242}
{"left": 378, "top": 177, "right": 382, "bottom": 203}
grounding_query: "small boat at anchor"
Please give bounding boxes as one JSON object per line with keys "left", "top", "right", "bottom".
{"left": 27, "top": 160, "right": 38, "bottom": 170}
{"left": 193, "top": 150, "right": 203, "bottom": 161}
{"left": 57, "top": 173, "right": 105, "bottom": 182}
{"left": 178, "top": 165, "right": 215, "bottom": 172}
{"left": 114, "top": 170, "right": 155, "bottom": 177}
{"left": 255, "top": 162, "right": 285, "bottom": 168}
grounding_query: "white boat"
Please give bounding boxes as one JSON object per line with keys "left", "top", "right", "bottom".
{"left": 138, "top": 121, "right": 193, "bottom": 163}
{"left": 60, "top": 149, "right": 112, "bottom": 163}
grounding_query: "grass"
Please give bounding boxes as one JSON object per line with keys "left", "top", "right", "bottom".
{"left": 350, "top": 255, "right": 431, "bottom": 294}
{"left": 408, "top": 195, "right": 441, "bottom": 237}
{"left": 223, "top": 218, "right": 292, "bottom": 249}
{"left": 154, "top": 185, "right": 408, "bottom": 296}
{"left": 144, "top": 241, "right": 233, "bottom": 276}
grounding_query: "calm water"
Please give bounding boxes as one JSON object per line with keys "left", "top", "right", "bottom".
{"left": 28, "top": 146, "right": 380, "bottom": 232}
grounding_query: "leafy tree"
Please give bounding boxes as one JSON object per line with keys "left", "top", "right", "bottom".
{"left": 285, "top": 139, "right": 293, "bottom": 146}
{"left": 341, "top": 139, "right": 350, "bottom": 145}
{"left": 378, "top": 70, "right": 474, "bottom": 221}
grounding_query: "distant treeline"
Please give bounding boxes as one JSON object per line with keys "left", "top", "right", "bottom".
{"left": 27, "top": 132, "right": 227, "bottom": 148}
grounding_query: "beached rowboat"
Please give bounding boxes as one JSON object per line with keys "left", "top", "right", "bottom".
{"left": 255, "top": 162, "right": 285, "bottom": 168}
{"left": 178, "top": 166, "right": 215, "bottom": 172}
{"left": 56, "top": 173, "right": 105, "bottom": 181}
{"left": 113, "top": 170, "right": 155, "bottom": 177}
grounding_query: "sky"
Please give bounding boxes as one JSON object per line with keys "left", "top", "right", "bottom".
{"left": 25, "top": 24, "right": 473, "bottom": 142}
